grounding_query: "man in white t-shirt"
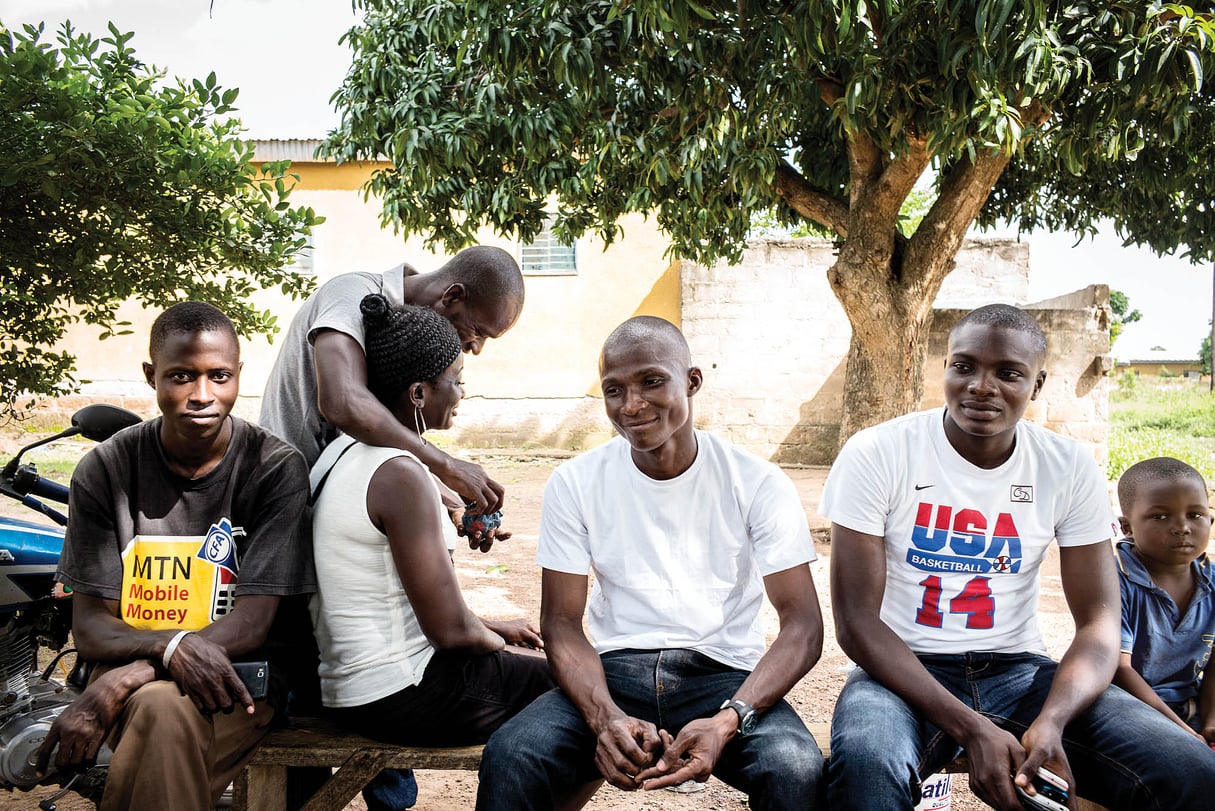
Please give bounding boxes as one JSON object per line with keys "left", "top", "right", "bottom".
{"left": 476, "top": 317, "right": 825, "bottom": 810}
{"left": 821, "top": 303, "right": 1215, "bottom": 810}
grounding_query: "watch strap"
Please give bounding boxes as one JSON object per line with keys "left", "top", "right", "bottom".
{"left": 719, "top": 698, "right": 758, "bottom": 734}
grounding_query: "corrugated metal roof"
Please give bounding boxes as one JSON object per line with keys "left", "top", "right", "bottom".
{"left": 251, "top": 139, "right": 328, "bottom": 162}
{"left": 1116, "top": 358, "right": 1201, "bottom": 365}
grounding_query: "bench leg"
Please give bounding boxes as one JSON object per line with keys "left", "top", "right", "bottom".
{"left": 299, "top": 750, "right": 393, "bottom": 811}
{"left": 241, "top": 764, "right": 288, "bottom": 811}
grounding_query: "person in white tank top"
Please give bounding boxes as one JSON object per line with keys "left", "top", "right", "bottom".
{"left": 309, "top": 294, "right": 553, "bottom": 757}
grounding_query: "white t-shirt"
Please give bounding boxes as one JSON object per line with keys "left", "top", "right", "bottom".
{"left": 539, "top": 431, "right": 816, "bottom": 671}
{"left": 309, "top": 437, "right": 458, "bottom": 708}
{"left": 820, "top": 409, "right": 1118, "bottom": 655}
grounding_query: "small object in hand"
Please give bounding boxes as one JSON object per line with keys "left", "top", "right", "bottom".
{"left": 1014, "top": 766, "right": 1069, "bottom": 811}
{"left": 462, "top": 503, "right": 503, "bottom": 537}
{"left": 232, "top": 661, "right": 270, "bottom": 701}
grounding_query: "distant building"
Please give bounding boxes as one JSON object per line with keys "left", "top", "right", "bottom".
{"left": 1116, "top": 351, "right": 1204, "bottom": 379}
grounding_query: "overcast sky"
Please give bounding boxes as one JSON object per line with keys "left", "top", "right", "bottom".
{"left": 4, "top": 0, "right": 356, "bottom": 136}
{"left": 5, "top": 0, "right": 1211, "bottom": 359}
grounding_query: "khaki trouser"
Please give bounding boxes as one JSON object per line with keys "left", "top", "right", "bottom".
{"left": 100, "top": 677, "right": 274, "bottom": 811}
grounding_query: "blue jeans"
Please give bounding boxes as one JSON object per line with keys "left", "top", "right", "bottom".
{"left": 476, "top": 649, "right": 824, "bottom": 810}
{"left": 828, "top": 652, "right": 1215, "bottom": 810}
{"left": 363, "top": 770, "right": 417, "bottom": 810}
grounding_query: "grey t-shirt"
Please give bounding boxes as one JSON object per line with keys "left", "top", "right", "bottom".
{"left": 259, "top": 265, "right": 406, "bottom": 465}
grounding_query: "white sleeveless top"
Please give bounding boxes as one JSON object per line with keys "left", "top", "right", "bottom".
{"left": 309, "top": 438, "right": 457, "bottom": 708}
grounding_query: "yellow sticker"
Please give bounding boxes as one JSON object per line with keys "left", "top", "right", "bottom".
{"left": 120, "top": 523, "right": 239, "bottom": 631}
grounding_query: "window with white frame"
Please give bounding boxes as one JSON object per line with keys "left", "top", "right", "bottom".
{"left": 520, "top": 217, "right": 577, "bottom": 275}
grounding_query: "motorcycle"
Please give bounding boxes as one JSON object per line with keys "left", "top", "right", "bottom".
{"left": 0, "top": 404, "right": 142, "bottom": 808}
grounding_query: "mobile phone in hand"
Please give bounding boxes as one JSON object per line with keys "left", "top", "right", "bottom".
{"left": 231, "top": 661, "right": 269, "bottom": 701}
{"left": 1015, "top": 766, "right": 1070, "bottom": 811}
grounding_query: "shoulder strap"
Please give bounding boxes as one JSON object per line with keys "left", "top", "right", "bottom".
{"left": 308, "top": 434, "right": 359, "bottom": 506}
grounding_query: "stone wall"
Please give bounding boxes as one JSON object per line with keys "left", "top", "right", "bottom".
{"left": 681, "top": 238, "right": 1111, "bottom": 465}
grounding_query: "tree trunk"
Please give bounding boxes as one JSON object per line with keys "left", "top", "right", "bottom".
{"left": 823, "top": 143, "right": 1014, "bottom": 447}
{"left": 836, "top": 305, "right": 933, "bottom": 443}
{"left": 829, "top": 255, "right": 940, "bottom": 444}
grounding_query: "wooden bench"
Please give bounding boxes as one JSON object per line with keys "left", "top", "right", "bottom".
{"left": 232, "top": 718, "right": 1106, "bottom": 810}
{"left": 233, "top": 717, "right": 481, "bottom": 811}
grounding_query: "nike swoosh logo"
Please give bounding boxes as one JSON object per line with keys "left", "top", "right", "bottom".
{"left": 914, "top": 484, "right": 934, "bottom": 491}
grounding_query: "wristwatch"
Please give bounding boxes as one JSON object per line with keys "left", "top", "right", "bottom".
{"left": 719, "top": 698, "right": 758, "bottom": 735}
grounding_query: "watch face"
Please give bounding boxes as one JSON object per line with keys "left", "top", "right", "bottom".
{"left": 739, "top": 710, "right": 759, "bottom": 735}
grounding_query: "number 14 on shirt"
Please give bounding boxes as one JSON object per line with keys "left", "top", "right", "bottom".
{"left": 915, "top": 575, "right": 995, "bottom": 629}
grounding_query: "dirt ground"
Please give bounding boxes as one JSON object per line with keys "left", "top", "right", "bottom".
{"left": 3, "top": 452, "right": 1081, "bottom": 810}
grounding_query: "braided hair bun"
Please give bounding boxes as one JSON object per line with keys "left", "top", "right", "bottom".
{"left": 361, "top": 293, "right": 462, "bottom": 403}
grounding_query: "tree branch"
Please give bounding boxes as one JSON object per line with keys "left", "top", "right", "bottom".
{"left": 846, "top": 128, "right": 885, "bottom": 209}
{"left": 817, "top": 77, "right": 843, "bottom": 107}
{"left": 904, "top": 146, "right": 1012, "bottom": 292}
{"left": 852, "top": 137, "right": 931, "bottom": 239}
{"left": 774, "top": 161, "right": 850, "bottom": 237}
{"left": 904, "top": 101, "right": 1048, "bottom": 292}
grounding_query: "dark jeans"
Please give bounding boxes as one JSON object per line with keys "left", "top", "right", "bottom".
{"left": 828, "top": 652, "right": 1215, "bottom": 810}
{"left": 476, "top": 648, "right": 825, "bottom": 810}
{"left": 328, "top": 649, "right": 554, "bottom": 746}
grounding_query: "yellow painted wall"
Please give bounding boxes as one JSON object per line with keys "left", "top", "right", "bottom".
{"left": 54, "top": 157, "right": 678, "bottom": 409}
{"left": 1119, "top": 362, "right": 1204, "bottom": 377}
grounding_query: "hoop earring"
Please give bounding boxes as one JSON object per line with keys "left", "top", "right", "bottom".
{"left": 414, "top": 404, "right": 429, "bottom": 442}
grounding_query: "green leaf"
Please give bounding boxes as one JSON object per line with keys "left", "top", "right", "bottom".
{"left": 0, "top": 22, "right": 319, "bottom": 415}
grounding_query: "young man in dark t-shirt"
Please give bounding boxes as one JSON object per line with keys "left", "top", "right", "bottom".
{"left": 36, "top": 302, "right": 312, "bottom": 811}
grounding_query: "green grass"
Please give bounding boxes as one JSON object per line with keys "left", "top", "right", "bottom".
{"left": 1108, "top": 383, "right": 1215, "bottom": 481}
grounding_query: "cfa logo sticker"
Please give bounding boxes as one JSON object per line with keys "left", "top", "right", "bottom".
{"left": 1010, "top": 485, "right": 1033, "bottom": 503}
{"left": 197, "top": 518, "right": 239, "bottom": 576}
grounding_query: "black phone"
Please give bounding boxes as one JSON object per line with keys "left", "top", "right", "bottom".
{"left": 232, "top": 661, "right": 269, "bottom": 701}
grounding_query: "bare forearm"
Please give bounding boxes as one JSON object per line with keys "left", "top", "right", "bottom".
{"left": 72, "top": 600, "right": 180, "bottom": 664}
{"left": 1036, "top": 632, "right": 1117, "bottom": 730}
{"left": 1114, "top": 662, "right": 1180, "bottom": 721}
{"left": 838, "top": 614, "right": 986, "bottom": 742}
{"left": 1037, "top": 540, "right": 1120, "bottom": 731}
{"left": 734, "top": 618, "right": 821, "bottom": 713}
{"left": 194, "top": 596, "right": 279, "bottom": 659}
{"left": 427, "top": 611, "right": 506, "bottom": 654}
{"left": 98, "top": 660, "right": 159, "bottom": 698}
{"left": 326, "top": 395, "right": 438, "bottom": 460}
{"left": 544, "top": 621, "right": 621, "bottom": 733}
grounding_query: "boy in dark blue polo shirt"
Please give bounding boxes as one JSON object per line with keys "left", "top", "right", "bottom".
{"left": 1115, "top": 457, "right": 1215, "bottom": 744}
